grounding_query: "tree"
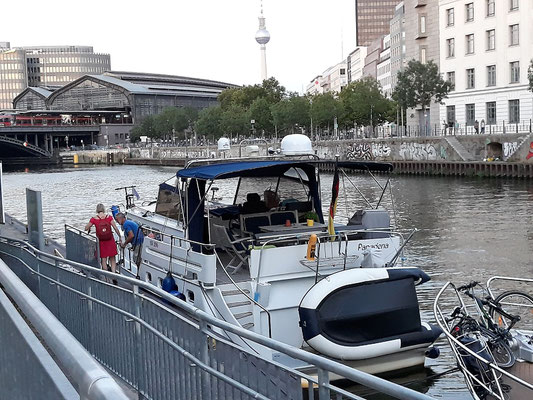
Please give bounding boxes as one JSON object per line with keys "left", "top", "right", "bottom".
{"left": 129, "top": 125, "right": 143, "bottom": 142}
{"left": 137, "top": 115, "right": 157, "bottom": 139}
{"left": 310, "top": 93, "right": 340, "bottom": 130}
{"left": 218, "top": 77, "right": 286, "bottom": 110}
{"left": 393, "top": 60, "right": 452, "bottom": 131}
{"left": 249, "top": 98, "right": 274, "bottom": 135}
{"left": 195, "top": 106, "right": 223, "bottom": 138}
{"left": 339, "top": 77, "right": 393, "bottom": 129}
{"left": 220, "top": 105, "right": 249, "bottom": 137}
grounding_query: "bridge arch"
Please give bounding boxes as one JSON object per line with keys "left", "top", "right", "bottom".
{"left": 0, "top": 136, "right": 51, "bottom": 158}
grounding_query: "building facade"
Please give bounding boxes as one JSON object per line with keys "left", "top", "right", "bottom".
{"left": 363, "top": 36, "right": 384, "bottom": 79}
{"left": 306, "top": 61, "right": 347, "bottom": 95}
{"left": 0, "top": 43, "right": 110, "bottom": 110}
{"left": 377, "top": 35, "right": 392, "bottom": 96}
{"left": 347, "top": 46, "right": 368, "bottom": 83}
{"left": 439, "top": 0, "right": 532, "bottom": 128}
{"left": 404, "top": 0, "right": 441, "bottom": 132}
{"left": 390, "top": 2, "right": 406, "bottom": 90}
{"left": 0, "top": 49, "right": 27, "bottom": 110}
{"left": 355, "top": 0, "right": 399, "bottom": 46}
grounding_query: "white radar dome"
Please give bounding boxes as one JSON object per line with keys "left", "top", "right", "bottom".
{"left": 217, "top": 137, "right": 230, "bottom": 151}
{"left": 281, "top": 134, "right": 313, "bottom": 155}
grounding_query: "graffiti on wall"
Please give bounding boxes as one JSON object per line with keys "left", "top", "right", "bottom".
{"left": 503, "top": 142, "right": 518, "bottom": 158}
{"left": 399, "top": 142, "right": 438, "bottom": 161}
{"left": 440, "top": 146, "right": 448, "bottom": 160}
{"left": 371, "top": 143, "right": 391, "bottom": 158}
{"left": 526, "top": 142, "right": 533, "bottom": 160}
{"left": 347, "top": 143, "right": 373, "bottom": 160}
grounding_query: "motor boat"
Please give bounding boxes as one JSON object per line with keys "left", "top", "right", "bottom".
{"left": 114, "top": 153, "right": 441, "bottom": 375}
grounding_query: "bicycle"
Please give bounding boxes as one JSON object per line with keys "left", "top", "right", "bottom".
{"left": 449, "top": 281, "right": 525, "bottom": 368}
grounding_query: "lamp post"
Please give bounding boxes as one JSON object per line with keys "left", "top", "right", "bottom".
{"left": 251, "top": 119, "right": 256, "bottom": 137}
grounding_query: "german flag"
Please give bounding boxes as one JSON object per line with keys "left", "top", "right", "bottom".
{"left": 328, "top": 162, "right": 339, "bottom": 238}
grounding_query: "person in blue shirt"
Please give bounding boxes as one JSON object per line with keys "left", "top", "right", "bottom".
{"left": 115, "top": 213, "right": 144, "bottom": 266}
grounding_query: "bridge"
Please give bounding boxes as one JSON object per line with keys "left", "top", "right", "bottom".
{"left": 0, "top": 135, "right": 52, "bottom": 158}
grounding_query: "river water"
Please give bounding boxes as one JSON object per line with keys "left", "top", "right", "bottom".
{"left": 2, "top": 164, "right": 533, "bottom": 399}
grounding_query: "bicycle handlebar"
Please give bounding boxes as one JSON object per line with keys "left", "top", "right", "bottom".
{"left": 457, "top": 281, "right": 479, "bottom": 291}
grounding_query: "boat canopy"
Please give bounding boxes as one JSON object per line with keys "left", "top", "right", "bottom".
{"left": 176, "top": 160, "right": 393, "bottom": 181}
{"left": 176, "top": 160, "right": 393, "bottom": 247}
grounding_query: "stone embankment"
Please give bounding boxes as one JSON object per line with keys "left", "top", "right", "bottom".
{"left": 69, "top": 133, "right": 533, "bottom": 178}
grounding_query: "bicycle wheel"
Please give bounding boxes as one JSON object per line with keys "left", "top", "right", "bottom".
{"left": 479, "top": 327, "right": 516, "bottom": 368}
{"left": 492, "top": 291, "right": 533, "bottom": 331}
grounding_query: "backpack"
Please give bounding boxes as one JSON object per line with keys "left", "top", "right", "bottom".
{"left": 95, "top": 216, "right": 113, "bottom": 241}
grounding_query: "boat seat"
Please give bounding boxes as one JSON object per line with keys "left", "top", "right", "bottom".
{"left": 241, "top": 215, "right": 270, "bottom": 235}
{"left": 270, "top": 211, "right": 297, "bottom": 226}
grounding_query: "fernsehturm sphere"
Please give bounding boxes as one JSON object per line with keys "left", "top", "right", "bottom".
{"left": 255, "top": 3, "right": 270, "bottom": 82}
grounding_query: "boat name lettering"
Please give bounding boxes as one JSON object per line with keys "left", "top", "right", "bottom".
{"left": 357, "top": 243, "right": 389, "bottom": 251}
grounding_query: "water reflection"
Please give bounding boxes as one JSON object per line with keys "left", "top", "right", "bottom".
{"left": 3, "top": 165, "right": 532, "bottom": 398}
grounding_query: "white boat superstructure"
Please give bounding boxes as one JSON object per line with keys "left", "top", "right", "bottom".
{"left": 116, "top": 157, "right": 442, "bottom": 375}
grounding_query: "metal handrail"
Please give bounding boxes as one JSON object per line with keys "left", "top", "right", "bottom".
{"left": 0, "top": 235, "right": 432, "bottom": 400}
{"left": 214, "top": 251, "right": 273, "bottom": 339}
{"left": 0, "top": 257, "right": 129, "bottom": 400}
{"left": 433, "top": 281, "right": 533, "bottom": 399}
{"left": 0, "top": 135, "right": 50, "bottom": 156}
{"left": 486, "top": 276, "right": 533, "bottom": 300}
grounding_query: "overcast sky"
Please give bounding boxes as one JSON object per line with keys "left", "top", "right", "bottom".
{"left": 2, "top": 0, "right": 356, "bottom": 93}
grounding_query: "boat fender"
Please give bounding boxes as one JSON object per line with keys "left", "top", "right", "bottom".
{"left": 425, "top": 346, "right": 440, "bottom": 359}
{"left": 306, "top": 234, "right": 317, "bottom": 261}
{"left": 162, "top": 271, "right": 178, "bottom": 292}
{"left": 169, "top": 289, "right": 186, "bottom": 301}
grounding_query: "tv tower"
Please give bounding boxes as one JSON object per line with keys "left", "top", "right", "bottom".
{"left": 255, "top": 0, "right": 270, "bottom": 82}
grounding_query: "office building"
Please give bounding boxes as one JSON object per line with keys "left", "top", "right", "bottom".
{"left": 377, "top": 35, "right": 392, "bottom": 96}
{"left": 0, "top": 43, "right": 110, "bottom": 110}
{"left": 363, "top": 36, "right": 384, "bottom": 79}
{"left": 306, "top": 61, "right": 347, "bottom": 95}
{"left": 390, "top": 2, "right": 406, "bottom": 90}
{"left": 403, "top": 0, "right": 440, "bottom": 132}
{"left": 347, "top": 46, "right": 368, "bottom": 83}
{"left": 355, "top": 0, "right": 398, "bottom": 46}
{"left": 439, "top": 0, "right": 533, "bottom": 128}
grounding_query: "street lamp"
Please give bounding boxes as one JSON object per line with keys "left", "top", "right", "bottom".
{"left": 251, "top": 119, "right": 256, "bottom": 137}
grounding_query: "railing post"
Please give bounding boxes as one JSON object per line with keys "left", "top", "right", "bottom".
{"left": 199, "top": 319, "right": 211, "bottom": 400}
{"left": 86, "top": 272, "right": 94, "bottom": 354}
{"left": 317, "top": 368, "right": 330, "bottom": 399}
{"left": 133, "top": 284, "right": 145, "bottom": 399}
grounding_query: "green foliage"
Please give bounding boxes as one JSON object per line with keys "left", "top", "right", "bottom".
{"left": 220, "top": 105, "right": 250, "bottom": 136}
{"left": 393, "top": 60, "right": 451, "bottom": 112}
{"left": 129, "top": 125, "right": 143, "bottom": 142}
{"left": 339, "top": 77, "right": 393, "bottom": 127}
{"left": 250, "top": 97, "right": 274, "bottom": 133}
{"left": 219, "top": 78, "right": 286, "bottom": 110}
{"left": 271, "top": 96, "right": 311, "bottom": 133}
{"left": 195, "top": 106, "right": 223, "bottom": 138}
{"left": 310, "top": 93, "right": 340, "bottom": 129}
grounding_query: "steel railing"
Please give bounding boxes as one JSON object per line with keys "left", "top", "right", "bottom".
{"left": 0, "top": 235, "right": 433, "bottom": 400}
{"left": 433, "top": 281, "right": 533, "bottom": 400}
{"left": 0, "top": 258, "right": 129, "bottom": 400}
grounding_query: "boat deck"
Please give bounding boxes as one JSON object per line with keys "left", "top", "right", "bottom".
{"left": 489, "top": 362, "right": 533, "bottom": 400}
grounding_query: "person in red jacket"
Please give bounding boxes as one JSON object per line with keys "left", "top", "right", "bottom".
{"left": 85, "top": 203, "right": 120, "bottom": 272}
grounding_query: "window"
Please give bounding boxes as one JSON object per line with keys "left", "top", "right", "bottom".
{"left": 447, "top": 38, "right": 455, "bottom": 58}
{"left": 466, "top": 104, "right": 476, "bottom": 125}
{"left": 486, "top": 102, "right": 496, "bottom": 124}
{"left": 466, "top": 68, "right": 475, "bottom": 89}
{"left": 420, "top": 47, "right": 427, "bottom": 64}
{"left": 487, "top": 0, "right": 495, "bottom": 16}
{"left": 509, "top": 100, "right": 520, "bottom": 123}
{"left": 340, "top": 68, "right": 346, "bottom": 75}
{"left": 419, "top": 15, "right": 427, "bottom": 34}
{"left": 487, "top": 65, "right": 496, "bottom": 86}
{"left": 447, "top": 71, "right": 455, "bottom": 90}
{"left": 466, "top": 34, "right": 475, "bottom": 54}
{"left": 447, "top": 105, "right": 456, "bottom": 124}
{"left": 510, "top": 0, "right": 519, "bottom": 11}
{"left": 510, "top": 61, "right": 520, "bottom": 83}
{"left": 466, "top": 3, "right": 474, "bottom": 21}
{"left": 446, "top": 8, "right": 455, "bottom": 26}
{"left": 510, "top": 24, "right": 519, "bottom": 46}
{"left": 486, "top": 29, "right": 495, "bottom": 50}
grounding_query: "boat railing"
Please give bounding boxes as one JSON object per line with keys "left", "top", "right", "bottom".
{"left": 486, "top": 276, "right": 533, "bottom": 300}
{"left": 255, "top": 228, "right": 405, "bottom": 281}
{"left": 433, "top": 281, "right": 533, "bottom": 400}
{"left": 0, "top": 234, "right": 433, "bottom": 400}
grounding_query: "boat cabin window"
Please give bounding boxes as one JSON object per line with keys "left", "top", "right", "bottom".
{"left": 155, "top": 177, "right": 183, "bottom": 222}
